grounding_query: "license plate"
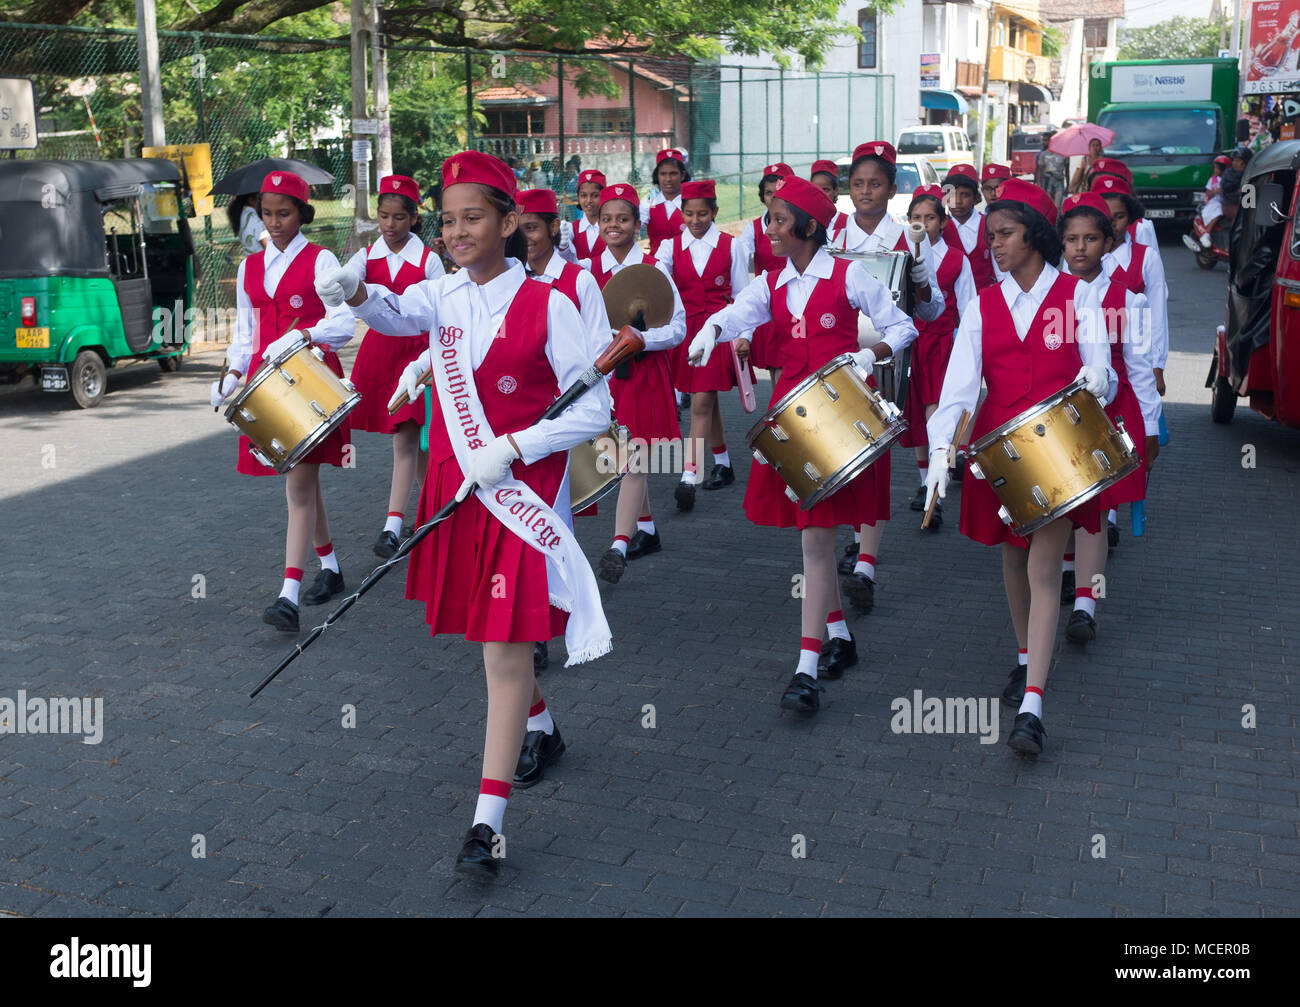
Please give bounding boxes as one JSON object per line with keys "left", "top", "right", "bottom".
{"left": 41, "top": 366, "right": 69, "bottom": 392}
{"left": 16, "top": 327, "right": 49, "bottom": 348}
{"left": 1146, "top": 209, "right": 1175, "bottom": 219}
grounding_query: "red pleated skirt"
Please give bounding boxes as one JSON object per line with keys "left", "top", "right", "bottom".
{"left": 899, "top": 326, "right": 955, "bottom": 448}
{"left": 1098, "top": 380, "right": 1148, "bottom": 509}
{"left": 673, "top": 334, "right": 752, "bottom": 393}
{"left": 236, "top": 348, "right": 351, "bottom": 476}
{"left": 747, "top": 321, "right": 776, "bottom": 371}
{"left": 348, "top": 328, "right": 428, "bottom": 432}
{"left": 608, "top": 349, "right": 681, "bottom": 442}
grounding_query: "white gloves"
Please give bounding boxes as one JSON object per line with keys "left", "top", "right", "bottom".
{"left": 209, "top": 371, "right": 239, "bottom": 408}
{"left": 924, "top": 445, "right": 950, "bottom": 511}
{"left": 688, "top": 323, "right": 720, "bottom": 367}
{"left": 909, "top": 257, "right": 930, "bottom": 285}
{"left": 852, "top": 346, "right": 884, "bottom": 371}
{"left": 315, "top": 266, "right": 361, "bottom": 308}
{"left": 389, "top": 351, "right": 432, "bottom": 412}
{"left": 558, "top": 219, "right": 574, "bottom": 251}
{"left": 456, "top": 435, "right": 520, "bottom": 501}
{"left": 1075, "top": 364, "right": 1108, "bottom": 398}
{"left": 264, "top": 329, "right": 306, "bottom": 361}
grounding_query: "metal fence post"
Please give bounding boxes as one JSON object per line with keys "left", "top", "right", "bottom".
{"left": 627, "top": 59, "right": 636, "bottom": 181}
{"left": 846, "top": 73, "right": 852, "bottom": 154}
{"left": 737, "top": 66, "right": 744, "bottom": 221}
{"left": 815, "top": 71, "right": 821, "bottom": 160}
{"left": 465, "top": 50, "right": 474, "bottom": 147}
{"left": 557, "top": 54, "right": 566, "bottom": 203}
{"left": 779, "top": 67, "right": 785, "bottom": 163}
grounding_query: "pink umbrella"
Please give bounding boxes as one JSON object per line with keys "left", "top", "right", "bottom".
{"left": 1049, "top": 123, "right": 1115, "bottom": 157}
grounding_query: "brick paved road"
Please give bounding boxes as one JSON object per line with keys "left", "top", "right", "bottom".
{"left": 1, "top": 237, "right": 1297, "bottom": 917}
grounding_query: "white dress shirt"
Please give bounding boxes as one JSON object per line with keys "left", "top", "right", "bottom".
{"left": 228, "top": 232, "right": 355, "bottom": 376}
{"left": 653, "top": 223, "right": 751, "bottom": 298}
{"left": 705, "top": 246, "right": 918, "bottom": 358}
{"left": 1103, "top": 236, "right": 1169, "bottom": 369}
{"left": 639, "top": 192, "right": 682, "bottom": 228}
{"left": 344, "top": 232, "right": 444, "bottom": 286}
{"left": 1076, "top": 271, "right": 1162, "bottom": 435}
{"left": 531, "top": 249, "right": 612, "bottom": 358}
{"left": 838, "top": 212, "right": 946, "bottom": 323}
{"left": 950, "top": 211, "right": 984, "bottom": 255}
{"left": 927, "top": 262, "right": 1118, "bottom": 452}
{"left": 578, "top": 245, "right": 687, "bottom": 352}
{"left": 924, "top": 237, "right": 978, "bottom": 317}
{"left": 351, "top": 260, "right": 609, "bottom": 466}
{"left": 556, "top": 215, "right": 602, "bottom": 266}
{"left": 1133, "top": 218, "right": 1157, "bottom": 248}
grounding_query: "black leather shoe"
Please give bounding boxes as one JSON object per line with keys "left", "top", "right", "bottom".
{"left": 598, "top": 548, "right": 626, "bottom": 584}
{"left": 1001, "top": 664, "right": 1027, "bottom": 707}
{"left": 1059, "top": 569, "right": 1075, "bottom": 607}
{"left": 837, "top": 542, "right": 860, "bottom": 575}
{"left": 1065, "top": 609, "right": 1097, "bottom": 644}
{"left": 303, "top": 568, "right": 345, "bottom": 605}
{"left": 779, "top": 672, "right": 823, "bottom": 713}
{"left": 702, "top": 464, "right": 735, "bottom": 490}
{"left": 533, "top": 641, "right": 548, "bottom": 672}
{"left": 401, "top": 524, "right": 413, "bottom": 538}
{"left": 818, "top": 635, "right": 857, "bottom": 680}
{"left": 674, "top": 481, "right": 696, "bottom": 512}
{"left": 454, "top": 823, "right": 501, "bottom": 880}
{"left": 841, "top": 571, "right": 875, "bottom": 612}
{"left": 262, "top": 596, "right": 299, "bottom": 633}
{"left": 625, "top": 529, "right": 661, "bottom": 560}
{"left": 1108, "top": 521, "right": 1120, "bottom": 549}
{"left": 1007, "top": 712, "right": 1046, "bottom": 756}
{"left": 925, "top": 499, "right": 943, "bottom": 530}
{"left": 908, "top": 484, "right": 926, "bottom": 511}
{"left": 373, "top": 529, "right": 400, "bottom": 559}
{"left": 514, "top": 726, "right": 565, "bottom": 788}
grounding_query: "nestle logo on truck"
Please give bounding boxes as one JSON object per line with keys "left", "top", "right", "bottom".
{"left": 1132, "top": 73, "right": 1188, "bottom": 87}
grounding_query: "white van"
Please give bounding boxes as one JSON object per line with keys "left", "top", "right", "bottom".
{"left": 896, "top": 126, "right": 972, "bottom": 174}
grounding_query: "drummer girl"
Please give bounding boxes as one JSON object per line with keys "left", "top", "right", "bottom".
{"left": 809, "top": 160, "right": 850, "bottom": 245}
{"left": 559, "top": 169, "right": 607, "bottom": 265}
{"left": 1056, "top": 193, "right": 1161, "bottom": 645}
{"left": 687, "top": 176, "right": 918, "bottom": 714}
{"left": 343, "top": 174, "right": 446, "bottom": 559}
{"left": 653, "top": 179, "right": 751, "bottom": 512}
{"left": 316, "top": 150, "right": 612, "bottom": 879}
{"left": 641, "top": 149, "right": 690, "bottom": 256}
{"left": 924, "top": 179, "right": 1116, "bottom": 756}
{"left": 209, "top": 171, "right": 356, "bottom": 633}
{"left": 735, "top": 163, "right": 793, "bottom": 375}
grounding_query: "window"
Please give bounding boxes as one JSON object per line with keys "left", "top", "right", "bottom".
{"left": 484, "top": 108, "right": 544, "bottom": 135}
{"left": 577, "top": 107, "right": 632, "bottom": 134}
{"left": 858, "top": 9, "right": 877, "bottom": 69}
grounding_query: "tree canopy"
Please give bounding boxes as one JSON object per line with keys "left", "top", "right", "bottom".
{"left": 1117, "top": 16, "right": 1231, "bottom": 62}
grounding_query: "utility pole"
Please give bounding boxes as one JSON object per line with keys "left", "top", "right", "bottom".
{"left": 975, "top": 1, "right": 996, "bottom": 172}
{"left": 350, "top": 0, "right": 375, "bottom": 237}
{"left": 372, "top": 0, "right": 393, "bottom": 179}
{"left": 136, "top": 0, "right": 166, "bottom": 146}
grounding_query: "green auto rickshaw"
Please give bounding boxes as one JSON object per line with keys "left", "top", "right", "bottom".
{"left": 0, "top": 158, "right": 198, "bottom": 407}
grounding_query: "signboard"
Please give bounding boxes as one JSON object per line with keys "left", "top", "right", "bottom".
{"left": 352, "top": 139, "right": 372, "bottom": 163}
{"left": 1244, "top": 0, "right": 1300, "bottom": 94}
{"left": 1111, "top": 64, "right": 1214, "bottom": 101}
{"left": 141, "top": 142, "right": 214, "bottom": 217}
{"left": 0, "top": 77, "right": 38, "bottom": 150}
{"left": 352, "top": 118, "right": 378, "bottom": 134}
{"left": 920, "top": 53, "right": 941, "bottom": 89}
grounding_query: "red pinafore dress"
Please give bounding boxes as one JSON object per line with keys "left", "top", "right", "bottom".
{"left": 743, "top": 256, "right": 891, "bottom": 530}
{"left": 405, "top": 279, "right": 569, "bottom": 642}
{"left": 829, "top": 211, "right": 849, "bottom": 245}
{"left": 1109, "top": 240, "right": 1147, "bottom": 296}
{"left": 747, "top": 215, "right": 786, "bottom": 371}
{"left": 1097, "top": 279, "right": 1148, "bottom": 509}
{"left": 959, "top": 273, "right": 1102, "bottom": 547}
{"left": 646, "top": 200, "right": 683, "bottom": 257}
{"left": 237, "top": 244, "right": 351, "bottom": 475}
{"left": 348, "top": 244, "right": 433, "bottom": 432}
{"left": 900, "top": 241, "right": 964, "bottom": 447}
{"left": 669, "top": 232, "right": 750, "bottom": 392}
{"left": 944, "top": 216, "right": 996, "bottom": 290}
{"left": 572, "top": 221, "right": 605, "bottom": 263}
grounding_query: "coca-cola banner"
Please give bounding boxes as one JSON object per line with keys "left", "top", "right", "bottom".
{"left": 1245, "top": 0, "right": 1300, "bottom": 94}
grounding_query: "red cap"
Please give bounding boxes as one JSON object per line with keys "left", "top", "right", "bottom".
{"left": 379, "top": 175, "right": 419, "bottom": 201}
{"left": 763, "top": 162, "right": 794, "bottom": 177}
{"left": 681, "top": 179, "right": 716, "bottom": 202}
{"left": 1214, "top": 155, "right": 1231, "bottom": 166}
{"left": 260, "top": 170, "right": 309, "bottom": 204}
{"left": 442, "top": 150, "right": 516, "bottom": 199}
{"left": 981, "top": 163, "right": 1012, "bottom": 182}
{"left": 576, "top": 169, "right": 606, "bottom": 189}
{"left": 1091, "top": 175, "right": 1133, "bottom": 197}
{"left": 852, "top": 141, "right": 897, "bottom": 166}
{"left": 770, "top": 175, "right": 835, "bottom": 228}
{"left": 656, "top": 148, "right": 686, "bottom": 165}
{"left": 1091, "top": 157, "right": 1132, "bottom": 184}
{"left": 1061, "top": 193, "right": 1112, "bottom": 219}
{"left": 517, "top": 188, "right": 559, "bottom": 215}
{"left": 946, "top": 163, "right": 978, "bottom": 185}
{"left": 993, "top": 177, "right": 1058, "bottom": 226}
{"left": 809, "top": 159, "right": 839, "bottom": 179}
{"left": 911, "top": 183, "right": 946, "bottom": 205}
{"left": 599, "top": 183, "right": 639, "bottom": 210}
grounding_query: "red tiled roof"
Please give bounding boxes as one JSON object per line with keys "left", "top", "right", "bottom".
{"left": 475, "top": 84, "right": 552, "bottom": 105}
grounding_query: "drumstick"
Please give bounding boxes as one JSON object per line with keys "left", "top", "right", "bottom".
{"left": 251, "top": 325, "right": 648, "bottom": 698}
{"left": 923, "top": 409, "right": 970, "bottom": 529}
{"left": 388, "top": 368, "right": 433, "bottom": 414}
{"left": 907, "top": 220, "right": 926, "bottom": 259}
{"left": 214, "top": 359, "right": 229, "bottom": 413}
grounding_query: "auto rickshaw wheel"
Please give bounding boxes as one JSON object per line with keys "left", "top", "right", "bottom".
{"left": 158, "top": 353, "right": 183, "bottom": 372}
{"left": 70, "top": 350, "right": 107, "bottom": 409}
{"left": 1210, "top": 368, "right": 1236, "bottom": 424}
{"left": 1195, "top": 251, "right": 1218, "bottom": 270}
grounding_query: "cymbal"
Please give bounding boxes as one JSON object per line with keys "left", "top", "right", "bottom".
{"left": 602, "top": 263, "right": 673, "bottom": 329}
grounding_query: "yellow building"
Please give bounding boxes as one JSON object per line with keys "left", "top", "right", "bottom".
{"left": 989, "top": 1, "right": 1053, "bottom": 125}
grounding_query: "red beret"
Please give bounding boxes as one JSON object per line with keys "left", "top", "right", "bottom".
{"left": 852, "top": 141, "right": 897, "bottom": 166}
{"left": 1091, "top": 175, "right": 1133, "bottom": 197}
{"left": 809, "top": 159, "right": 839, "bottom": 179}
{"left": 770, "top": 175, "right": 835, "bottom": 228}
{"left": 260, "top": 170, "right": 309, "bottom": 204}
{"left": 993, "top": 177, "right": 1058, "bottom": 226}
{"left": 379, "top": 175, "right": 419, "bottom": 201}
{"left": 442, "top": 151, "right": 516, "bottom": 199}
{"left": 911, "top": 183, "right": 946, "bottom": 204}
{"left": 1091, "top": 157, "right": 1132, "bottom": 184}
{"left": 656, "top": 148, "right": 686, "bottom": 165}
{"left": 946, "top": 163, "right": 978, "bottom": 185}
{"left": 598, "top": 183, "right": 639, "bottom": 210}
{"left": 981, "top": 163, "right": 1012, "bottom": 181}
{"left": 763, "top": 162, "right": 794, "bottom": 177}
{"left": 1214, "top": 155, "right": 1231, "bottom": 166}
{"left": 516, "top": 188, "right": 558, "bottom": 215}
{"left": 576, "top": 169, "right": 606, "bottom": 188}
{"left": 681, "top": 179, "right": 716, "bottom": 202}
{"left": 1062, "top": 193, "right": 1112, "bottom": 219}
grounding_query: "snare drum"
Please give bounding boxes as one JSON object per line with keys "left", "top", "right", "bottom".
{"left": 746, "top": 353, "right": 907, "bottom": 509}
{"left": 569, "top": 422, "right": 629, "bottom": 514}
{"left": 967, "top": 379, "right": 1140, "bottom": 537}
{"left": 226, "top": 339, "right": 361, "bottom": 474}
{"left": 829, "top": 249, "right": 915, "bottom": 316}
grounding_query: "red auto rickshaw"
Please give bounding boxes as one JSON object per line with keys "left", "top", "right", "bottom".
{"left": 1208, "top": 139, "right": 1300, "bottom": 427}
{"left": 1010, "top": 125, "right": 1053, "bottom": 177}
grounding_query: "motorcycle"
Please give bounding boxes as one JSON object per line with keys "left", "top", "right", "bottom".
{"left": 1181, "top": 211, "right": 1232, "bottom": 269}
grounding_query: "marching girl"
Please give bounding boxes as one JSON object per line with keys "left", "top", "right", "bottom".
{"left": 641, "top": 149, "right": 689, "bottom": 256}
{"left": 1056, "top": 193, "right": 1162, "bottom": 645}
{"left": 980, "top": 163, "right": 1013, "bottom": 209}
{"left": 735, "top": 163, "right": 793, "bottom": 376}
{"left": 653, "top": 179, "right": 751, "bottom": 512}
{"left": 343, "top": 175, "right": 446, "bottom": 559}
{"left": 924, "top": 179, "right": 1116, "bottom": 756}
{"left": 687, "top": 176, "right": 918, "bottom": 713}
{"left": 558, "top": 168, "right": 607, "bottom": 265}
{"left": 208, "top": 171, "right": 356, "bottom": 634}
{"left": 580, "top": 183, "right": 688, "bottom": 584}
{"left": 900, "top": 184, "right": 977, "bottom": 528}
{"left": 1088, "top": 159, "right": 1159, "bottom": 250}
{"left": 315, "top": 151, "right": 612, "bottom": 879}
{"left": 809, "top": 159, "right": 850, "bottom": 246}
{"left": 942, "top": 164, "right": 997, "bottom": 290}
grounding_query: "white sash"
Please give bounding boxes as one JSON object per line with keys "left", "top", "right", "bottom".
{"left": 432, "top": 321, "right": 611, "bottom": 666}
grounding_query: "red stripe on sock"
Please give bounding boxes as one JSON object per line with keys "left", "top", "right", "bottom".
{"left": 638, "top": 514, "right": 653, "bottom": 522}
{"left": 528, "top": 700, "right": 546, "bottom": 718}
{"left": 314, "top": 542, "right": 333, "bottom": 557}
{"left": 712, "top": 443, "right": 727, "bottom": 455}
{"left": 480, "top": 777, "right": 512, "bottom": 799}
{"left": 1075, "top": 587, "right": 1093, "bottom": 599}
{"left": 613, "top": 534, "right": 630, "bottom": 545}
{"left": 918, "top": 460, "right": 929, "bottom": 469}
{"left": 1063, "top": 552, "right": 1075, "bottom": 561}
{"left": 284, "top": 567, "right": 304, "bottom": 581}
{"left": 800, "top": 636, "right": 821, "bottom": 654}
{"left": 860, "top": 553, "right": 876, "bottom": 565}
{"left": 1018, "top": 649, "right": 1028, "bottom": 656}
{"left": 827, "top": 610, "right": 844, "bottom": 624}
{"left": 1025, "top": 686, "right": 1043, "bottom": 697}
{"left": 386, "top": 511, "right": 403, "bottom": 518}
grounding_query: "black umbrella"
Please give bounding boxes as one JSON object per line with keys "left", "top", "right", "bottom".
{"left": 210, "top": 157, "right": 334, "bottom": 196}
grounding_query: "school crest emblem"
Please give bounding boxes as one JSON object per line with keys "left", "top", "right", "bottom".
{"left": 714, "top": 275, "right": 725, "bottom": 286}
{"left": 271, "top": 174, "right": 283, "bottom": 185}
{"left": 872, "top": 145, "right": 884, "bottom": 156}
{"left": 1043, "top": 330, "right": 1064, "bottom": 350}
{"left": 820, "top": 313, "right": 836, "bottom": 329}
{"left": 289, "top": 294, "right": 304, "bottom": 309}
{"left": 497, "top": 375, "right": 518, "bottom": 394}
